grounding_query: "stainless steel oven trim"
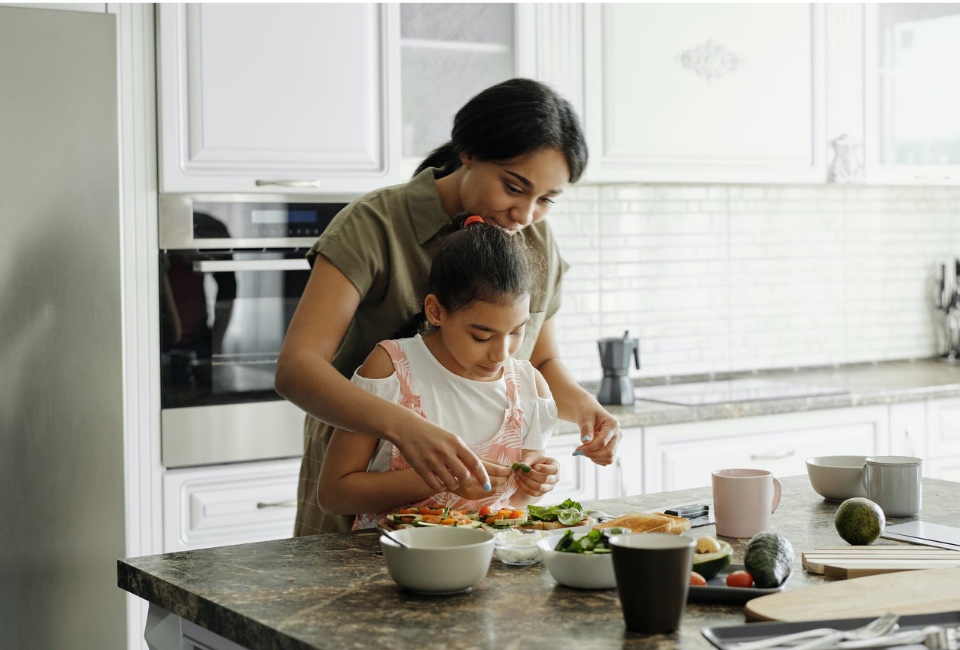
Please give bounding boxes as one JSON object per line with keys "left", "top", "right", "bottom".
{"left": 192, "top": 258, "right": 311, "bottom": 273}
{"left": 161, "top": 401, "right": 306, "bottom": 468}
{"left": 159, "top": 192, "right": 356, "bottom": 250}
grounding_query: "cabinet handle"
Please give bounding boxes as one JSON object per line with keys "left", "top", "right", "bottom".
{"left": 256, "top": 500, "right": 297, "bottom": 509}
{"left": 254, "top": 179, "right": 322, "bottom": 188}
{"left": 913, "top": 175, "right": 951, "bottom": 182}
{"left": 750, "top": 450, "right": 795, "bottom": 461}
{"left": 193, "top": 259, "right": 310, "bottom": 273}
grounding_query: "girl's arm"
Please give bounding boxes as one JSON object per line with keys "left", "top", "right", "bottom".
{"left": 529, "top": 318, "right": 621, "bottom": 466}
{"left": 275, "top": 255, "right": 489, "bottom": 491}
{"left": 317, "top": 346, "right": 440, "bottom": 515}
{"left": 509, "top": 449, "right": 559, "bottom": 508}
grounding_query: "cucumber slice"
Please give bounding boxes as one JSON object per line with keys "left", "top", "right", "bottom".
{"left": 387, "top": 513, "right": 423, "bottom": 523}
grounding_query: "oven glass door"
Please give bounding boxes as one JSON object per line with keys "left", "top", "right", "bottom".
{"left": 160, "top": 250, "right": 310, "bottom": 409}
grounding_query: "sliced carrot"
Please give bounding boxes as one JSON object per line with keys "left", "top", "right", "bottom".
{"left": 509, "top": 510, "right": 523, "bottom": 519}
{"left": 400, "top": 508, "right": 417, "bottom": 514}
{"left": 401, "top": 517, "right": 414, "bottom": 522}
{"left": 418, "top": 506, "right": 432, "bottom": 515}
{"left": 441, "top": 518, "right": 457, "bottom": 525}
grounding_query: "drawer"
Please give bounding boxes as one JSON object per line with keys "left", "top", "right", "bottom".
{"left": 643, "top": 406, "right": 888, "bottom": 494}
{"left": 163, "top": 459, "right": 300, "bottom": 551}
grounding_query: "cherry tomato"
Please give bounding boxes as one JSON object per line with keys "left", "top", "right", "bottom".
{"left": 479, "top": 506, "right": 492, "bottom": 516}
{"left": 690, "top": 572, "right": 707, "bottom": 587}
{"left": 726, "top": 571, "right": 754, "bottom": 588}
{"left": 509, "top": 510, "right": 524, "bottom": 519}
{"left": 418, "top": 506, "right": 432, "bottom": 515}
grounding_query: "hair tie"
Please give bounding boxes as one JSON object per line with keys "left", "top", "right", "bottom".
{"left": 463, "top": 215, "right": 484, "bottom": 228}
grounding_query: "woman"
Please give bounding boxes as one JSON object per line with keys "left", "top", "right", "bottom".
{"left": 275, "top": 78, "right": 621, "bottom": 535}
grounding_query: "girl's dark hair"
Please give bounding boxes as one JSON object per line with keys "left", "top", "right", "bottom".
{"left": 418, "top": 213, "right": 542, "bottom": 333}
{"left": 415, "top": 78, "right": 588, "bottom": 183}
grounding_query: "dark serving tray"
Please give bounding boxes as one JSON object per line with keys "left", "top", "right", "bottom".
{"left": 688, "top": 564, "right": 789, "bottom": 605}
{"left": 702, "top": 611, "right": 960, "bottom": 650}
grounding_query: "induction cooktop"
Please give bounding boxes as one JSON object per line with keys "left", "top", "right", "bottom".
{"left": 633, "top": 378, "right": 849, "bottom": 406}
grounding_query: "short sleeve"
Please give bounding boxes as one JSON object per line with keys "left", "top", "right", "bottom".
{"left": 309, "top": 200, "right": 390, "bottom": 299}
{"left": 522, "top": 395, "right": 558, "bottom": 451}
{"left": 350, "top": 368, "right": 402, "bottom": 404}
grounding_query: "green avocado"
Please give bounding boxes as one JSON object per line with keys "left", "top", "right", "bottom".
{"left": 835, "top": 497, "right": 885, "bottom": 545}
{"left": 743, "top": 531, "right": 794, "bottom": 588}
{"left": 692, "top": 540, "right": 733, "bottom": 579}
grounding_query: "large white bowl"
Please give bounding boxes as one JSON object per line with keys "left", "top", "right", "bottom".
{"left": 379, "top": 527, "right": 494, "bottom": 594}
{"left": 806, "top": 455, "right": 868, "bottom": 501}
{"left": 537, "top": 530, "right": 618, "bottom": 589}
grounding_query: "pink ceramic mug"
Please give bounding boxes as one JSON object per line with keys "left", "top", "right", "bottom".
{"left": 711, "top": 469, "right": 782, "bottom": 538}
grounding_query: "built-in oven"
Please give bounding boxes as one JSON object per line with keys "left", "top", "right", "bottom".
{"left": 158, "top": 194, "right": 349, "bottom": 468}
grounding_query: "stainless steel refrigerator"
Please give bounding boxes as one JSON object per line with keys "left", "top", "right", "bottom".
{"left": 0, "top": 6, "right": 127, "bottom": 649}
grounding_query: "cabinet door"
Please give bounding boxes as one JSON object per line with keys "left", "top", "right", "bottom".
{"left": 157, "top": 3, "right": 400, "bottom": 194}
{"left": 398, "top": 3, "right": 531, "bottom": 177}
{"left": 163, "top": 459, "right": 300, "bottom": 552}
{"left": 545, "top": 434, "right": 598, "bottom": 504}
{"left": 643, "top": 406, "right": 888, "bottom": 494}
{"left": 582, "top": 3, "right": 825, "bottom": 184}
{"left": 864, "top": 4, "right": 960, "bottom": 184}
{"left": 925, "top": 398, "right": 960, "bottom": 480}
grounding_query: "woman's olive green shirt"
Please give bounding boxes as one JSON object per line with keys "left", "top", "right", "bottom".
{"left": 294, "top": 167, "right": 568, "bottom": 535}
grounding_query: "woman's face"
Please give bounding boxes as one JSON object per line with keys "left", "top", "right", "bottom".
{"left": 424, "top": 293, "right": 530, "bottom": 382}
{"left": 457, "top": 148, "right": 571, "bottom": 234}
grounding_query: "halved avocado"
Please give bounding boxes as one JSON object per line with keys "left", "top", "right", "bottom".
{"left": 692, "top": 540, "right": 733, "bottom": 579}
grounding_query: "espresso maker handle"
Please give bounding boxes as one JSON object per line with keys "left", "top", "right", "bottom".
{"left": 633, "top": 346, "right": 640, "bottom": 370}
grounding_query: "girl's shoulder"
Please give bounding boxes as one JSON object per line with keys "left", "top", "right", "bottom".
{"left": 509, "top": 359, "right": 551, "bottom": 399}
{"left": 356, "top": 344, "right": 397, "bottom": 380}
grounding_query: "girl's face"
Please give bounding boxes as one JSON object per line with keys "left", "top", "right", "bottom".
{"left": 424, "top": 294, "right": 531, "bottom": 382}
{"left": 457, "top": 148, "right": 570, "bottom": 234}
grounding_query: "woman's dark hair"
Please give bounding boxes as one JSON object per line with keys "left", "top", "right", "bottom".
{"left": 418, "top": 213, "right": 542, "bottom": 332}
{"left": 415, "top": 78, "right": 588, "bottom": 183}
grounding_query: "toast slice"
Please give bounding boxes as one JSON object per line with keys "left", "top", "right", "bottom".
{"left": 593, "top": 511, "right": 691, "bottom": 534}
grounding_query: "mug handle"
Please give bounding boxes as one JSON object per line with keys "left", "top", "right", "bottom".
{"left": 862, "top": 462, "right": 870, "bottom": 491}
{"left": 770, "top": 476, "right": 782, "bottom": 514}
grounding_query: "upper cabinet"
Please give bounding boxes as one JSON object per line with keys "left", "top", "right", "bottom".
{"left": 398, "top": 3, "right": 535, "bottom": 177}
{"left": 157, "top": 3, "right": 401, "bottom": 194}
{"left": 864, "top": 3, "right": 960, "bottom": 184}
{"left": 581, "top": 3, "right": 826, "bottom": 184}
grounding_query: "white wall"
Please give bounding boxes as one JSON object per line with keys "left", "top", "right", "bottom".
{"left": 551, "top": 184, "right": 960, "bottom": 382}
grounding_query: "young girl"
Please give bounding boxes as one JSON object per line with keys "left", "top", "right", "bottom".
{"left": 317, "top": 214, "right": 560, "bottom": 528}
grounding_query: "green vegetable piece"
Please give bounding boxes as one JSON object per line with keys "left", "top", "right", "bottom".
{"left": 743, "top": 531, "right": 794, "bottom": 588}
{"left": 691, "top": 539, "right": 733, "bottom": 579}
{"left": 835, "top": 497, "right": 885, "bottom": 545}
{"left": 511, "top": 462, "right": 532, "bottom": 474}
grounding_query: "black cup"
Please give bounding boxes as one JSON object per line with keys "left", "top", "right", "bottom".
{"left": 610, "top": 533, "right": 695, "bottom": 634}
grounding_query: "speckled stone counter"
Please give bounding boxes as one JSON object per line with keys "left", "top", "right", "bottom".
{"left": 118, "top": 476, "right": 960, "bottom": 650}
{"left": 554, "top": 359, "right": 960, "bottom": 435}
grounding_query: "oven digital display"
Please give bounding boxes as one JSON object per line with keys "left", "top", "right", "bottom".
{"left": 251, "top": 209, "right": 288, "bottom": 225}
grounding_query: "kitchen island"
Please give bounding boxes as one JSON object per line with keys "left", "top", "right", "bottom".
{"left": 118, "top": 476, "right": 960, "bottom": 650}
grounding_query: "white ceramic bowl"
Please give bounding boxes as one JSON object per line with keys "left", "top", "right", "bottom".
{"left": 493, "top": 528, "right": 551, "bottom": 565}
{"left": 379, "top": 527, "right": 494, "bottom": 594}
{"left": 806, "top": 455, "right": 868, "bottom": 501}
{"left": 536, "top": 529, "right": 630, "bottom": 589}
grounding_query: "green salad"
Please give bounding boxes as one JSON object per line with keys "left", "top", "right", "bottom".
{"left": 527, "top": 498, "right": 585, "bottom": 526}
{"left": 554, "top": 527, "right": 629, "bottom": 554}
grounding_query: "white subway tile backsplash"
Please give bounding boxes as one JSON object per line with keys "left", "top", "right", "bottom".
{"left": 552, "top": 183, "right": 960, "bottom": 382}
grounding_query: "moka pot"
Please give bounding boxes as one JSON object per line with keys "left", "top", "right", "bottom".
{"left": 597, "top": 331, "right": 640, "bottom": 405}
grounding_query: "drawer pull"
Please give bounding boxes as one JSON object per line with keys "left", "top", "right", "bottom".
{"left": 254, "top": 179, "right": 322, "bottom": 188}
{"left": 256, "top": 500, "right": 297, "bottom": 509}
{"left": 750, "top": 451, "right": 795, "bottom": 461}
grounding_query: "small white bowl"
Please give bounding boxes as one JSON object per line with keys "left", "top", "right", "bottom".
{"left": 379, "top": 527, "right": 494, "bottom": 595}
{"left": 494, "top": 528, "right": 551, "bottom": 565}
{"left": 806, "top": 455, "right": 868, "bottom": 501}
{"left": 536, "top": 528, "right": 630, "bottom": 590}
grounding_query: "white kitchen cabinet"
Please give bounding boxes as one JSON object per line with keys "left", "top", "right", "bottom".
{"left": 889, "top": 401, "right": 929, "bottom": 471}
{"left": 545, "top": 433, "right": 598, "bottom": 504}
{"left": 163, "top": 459, "right": 300, "bottom": 552}
{"left": 924, "top": 397, "right": 960, "bottom": 481}
{"left": 157, "top": 3, "right": 401, "bottom": 194}
{"left": 864, "top": 4, "right": 960, "bottom": 184}
{"left": 642, "top": 406, "right": 889, "bottom": 494}
{"left": 582, "top": 3, "right": 826, "bottom": 184}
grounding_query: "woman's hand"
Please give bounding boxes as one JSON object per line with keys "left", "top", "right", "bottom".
{"left": 449, "top": 459, "right": 512, "bottom": 500}
{"left": 514, "top": 452, "right": 560, "bottom": 498}
{"left": 572, "top": 398, "right": 621, "bottom": 466}
{"left": 393, "top": 426, "right": 493, "bottom": 493}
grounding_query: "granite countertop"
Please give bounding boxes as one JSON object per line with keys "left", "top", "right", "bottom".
{"left": 555, "top": 359, "right": 960, "bottom": 435}
{"left": 118, "top": 476, "right": 960, "bottom": 650}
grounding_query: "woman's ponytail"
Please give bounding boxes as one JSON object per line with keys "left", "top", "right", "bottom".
{"left": 414, "top": 141, "right": 460, "bottom": 177}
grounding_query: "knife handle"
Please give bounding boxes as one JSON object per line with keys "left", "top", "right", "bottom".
{"left": 664, "top": 504, "right": 710, "bottom": 518}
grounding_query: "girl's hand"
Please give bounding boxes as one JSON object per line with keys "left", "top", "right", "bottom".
{"left": 572, "top": 399, "right": 621, "bottom": 466}
{"left": 514, "top": 453, "right": 560, "bottom": 498}
{"left": 449, "top": 459, "right": 512, "bottom": 501}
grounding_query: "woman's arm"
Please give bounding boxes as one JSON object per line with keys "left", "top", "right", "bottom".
{"left": 529, "top": 318, "right": 621, "bottom": 466}
{"left": 275, "top": 256, "right": 489, "bottom": 491}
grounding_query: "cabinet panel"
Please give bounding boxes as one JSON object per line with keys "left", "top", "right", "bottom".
{"left": 545, "top": 434, "right": 597, "bottom": 504}
{"left": 163, "top": 459, "right": 299, "bottom": 552}
{"left": 926, "top": 398, "right": 960, "bottom": 468}
{"left": 643, "top": 407, "right": 888, "bottom": 494}
{"left": 583, "top": 3, "right": 825, "bottom": 183}
{"left": 158, "top": 3, "right": 400, "bottom": 193}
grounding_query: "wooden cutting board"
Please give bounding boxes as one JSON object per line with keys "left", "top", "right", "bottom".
{"left": 745, "top": 567, "right": 960, "bottom": 621}
{"left": 803, "top": 546, "right": 960, "bottom": 579}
